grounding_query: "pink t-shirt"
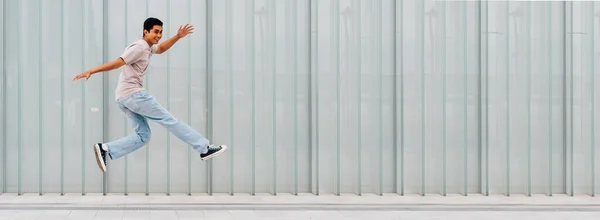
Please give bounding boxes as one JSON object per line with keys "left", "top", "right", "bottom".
{"left": 115, "top": 39, "right": 158, "bottom": 100}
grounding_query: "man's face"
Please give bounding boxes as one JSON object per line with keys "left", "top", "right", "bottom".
{"left": 144, "top": 25, "right": 163, "bottom": 44}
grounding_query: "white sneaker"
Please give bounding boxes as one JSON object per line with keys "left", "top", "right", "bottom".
{"left": 200, "top": 145, "right": 227, "bottom": 161}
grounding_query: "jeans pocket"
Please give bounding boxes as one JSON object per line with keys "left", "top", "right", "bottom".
{"left": 118, "top": 95, "right": 138, "bottom": 112}
{"left": 126, "top": 100, "right": 141, "bottom": 112}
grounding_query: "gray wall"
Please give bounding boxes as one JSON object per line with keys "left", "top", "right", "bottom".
{"left": 0, "top": 0, "right": 596, "bottom": 196}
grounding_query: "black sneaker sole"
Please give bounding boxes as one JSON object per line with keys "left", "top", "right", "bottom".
{"left": 94, "top": 144, "right": 107, "bottom": 172}
{"left": 201, "top": 145, "right": 228, "bottom": 161}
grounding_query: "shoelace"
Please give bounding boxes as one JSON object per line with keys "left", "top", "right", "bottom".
{"left": 207, "top": 145, "right": 220, "bottom": 151}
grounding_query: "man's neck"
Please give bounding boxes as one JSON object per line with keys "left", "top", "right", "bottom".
{"left": 143, "top": 38, "right": 154, "bottom": 47}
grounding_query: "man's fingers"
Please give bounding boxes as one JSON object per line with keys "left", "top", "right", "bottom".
{"left": 72, "top": 73, "right": 90, "bottom": 81}
{"left": 177, "top": 24, "right": 193, "bottom": 37}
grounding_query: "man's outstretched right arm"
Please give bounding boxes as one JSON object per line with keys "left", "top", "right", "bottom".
{"left": 72, "top": 58, "right": 126, "bottom": 81}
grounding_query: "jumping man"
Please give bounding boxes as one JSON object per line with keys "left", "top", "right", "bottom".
{"left": 73, "top": 17, "right": 227, "bottom": 173}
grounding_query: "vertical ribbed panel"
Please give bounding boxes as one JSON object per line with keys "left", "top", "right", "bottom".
{"left": 0, "top": 0, "right": 597, "bottom": 196}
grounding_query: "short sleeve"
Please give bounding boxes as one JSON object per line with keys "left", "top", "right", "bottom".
{"left": 150, "top": 44, "right": 159, "bottom": 54}
{"left": 120, "top": 44, "right": 144, "bottom": 64}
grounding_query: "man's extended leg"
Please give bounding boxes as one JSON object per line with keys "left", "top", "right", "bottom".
{"left": 94, "top": 101, "right": 151, "bottom": 172}
{"left": 124, "top": 91, "right": 226, "bottom": 160}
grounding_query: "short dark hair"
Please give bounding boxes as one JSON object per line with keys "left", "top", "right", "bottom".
{"left": 143, "top": 17, "right": 163, "bottom": 37}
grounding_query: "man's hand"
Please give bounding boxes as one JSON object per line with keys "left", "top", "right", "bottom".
{"left": 177, "top": 24, "right": 194, "bottom": 38}
{"left": 73, "top": 71, "right": 92, "bottom": 81}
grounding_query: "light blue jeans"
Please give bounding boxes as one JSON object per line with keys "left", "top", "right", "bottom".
{"left": 105, "top": 90, "right": 210, "bottom": 160}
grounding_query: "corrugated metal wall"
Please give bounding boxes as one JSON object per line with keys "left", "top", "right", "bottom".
{"left": 0, "top": 0, "right": 598, "bottom": 196}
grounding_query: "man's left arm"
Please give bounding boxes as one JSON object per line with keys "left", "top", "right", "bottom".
{"left": 155, "top": 24, "right": 194, "bottom": 54}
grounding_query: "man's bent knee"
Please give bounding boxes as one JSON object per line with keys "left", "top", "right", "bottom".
{"left": 138, "top": 131, "right": 151, "bottom": 144}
